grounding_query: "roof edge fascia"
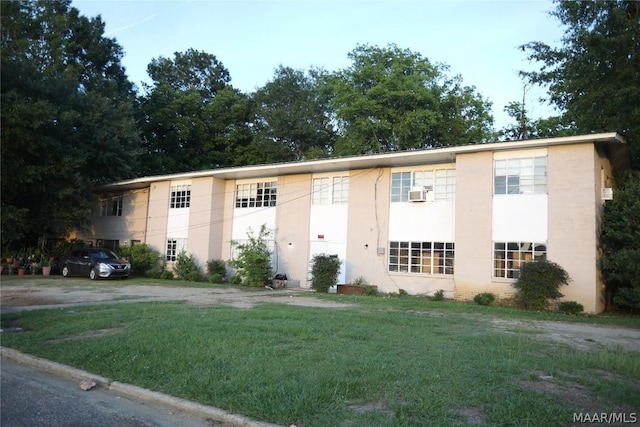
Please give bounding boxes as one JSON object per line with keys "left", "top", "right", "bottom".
{"left": 95, "top": 132, "right": 623, "bottom": 192}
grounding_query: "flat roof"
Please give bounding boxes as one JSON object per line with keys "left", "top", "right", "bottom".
{"left": 95, "top": 132, "right": 628, "bottom": 192}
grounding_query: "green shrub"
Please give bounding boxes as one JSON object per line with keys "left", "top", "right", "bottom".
{"left": 351, "top": 276, "right": 368, "bottom": 286}
{"left": 363, "top": 286, "right": 378, "bottom": 296}
{"left": 431, "top": 289, "right": 445, "bottom": 301}
{"left": 146, "top": 268, "right": 161, "bottom": 279}
{"left": 228, "top": 225, "right": 273, "bottom": 287}
{"left": 558, "top": 301, "right": 584, "bottom": 315}
{"left": 119, "top": 243, "right": 160, "bottom": 277}
{"left": 229, "top": 274, "right": 242, "bottom": 285}
{"left": 513, "top": 260, "right": 570, "bottom": 310}
{"left": 209, "top": 273, "right": 224, "bottom": 284}
{"left": 398, "top": 289, "right": 409, "bottom": 297}
{"left": 207, "top": 259, "right": 227, "bottom": 279}
{"left": 613, "top": 287, "right": 640, "bottom": 312}
{"left": 161, "top": 270, "right": 174, "bottom": 280}
{"left": 310, "top": 254, "right": 342, "bottom": 293}
{"left": 474, "top": 292, "right": 496, "bottom": 306}
{"left": 173, "top": 250, "right": 201, "bottom": 281}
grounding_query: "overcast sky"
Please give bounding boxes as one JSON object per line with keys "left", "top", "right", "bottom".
{"left": 72, "top": 0, "right": 565, "bottom": 129}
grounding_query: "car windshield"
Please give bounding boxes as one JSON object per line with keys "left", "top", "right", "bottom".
{"left": 93, "top": 250, "right": 118, "bottom": 259}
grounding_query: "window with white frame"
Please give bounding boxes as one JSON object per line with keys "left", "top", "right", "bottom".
{"left": 493, "top": 242, "right": 547, "bottom": 279}
{"left": 332, "top": 176, "right": 349, "bottom": 204}
{"left": 313, "top": 176, "right": 349, "bottom": 205}
{"left": 494, "top": 157, "right": 547, "bottom": 195}
{"left": 235, "top": 181, "right": 277, "bottom": 208}
{"left": 170, "top": 185, "right": 191, "bottom": 208}
{"left": 165, "top": 238, "right": 187, "bottom": 262}
{"left": 389, "top": 241, "right": 454, "bottom": 274}
{"left": 312, "top": 178, "right": 329, "bottom": 205}
{"left": 100, "top": 195, "right": 123, "bottom": 216}
{"left": 391, "top": 169, "right": 455, "bottom": 202}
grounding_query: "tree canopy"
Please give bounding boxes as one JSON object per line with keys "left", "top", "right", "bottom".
{"left": 522, "top": 0, "right": 640, "bottom": 166}
{"left": 327, "top": 44, "right": 494, "bottom": 155}
{"left": 137, "top": 49, "right": 253, "bottom": 175}
{"left": 250, "top": 66, "right": 337, "bottom": 161}
{"left": 1, "top": 0, "right": 139, "bottom": 250}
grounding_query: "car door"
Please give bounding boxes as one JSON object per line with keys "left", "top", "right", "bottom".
{"left": 66, "top": 250, "right": 81, "bottom": 275}
{"left": 78, "top": 249, "right": 93, "bottom": 276}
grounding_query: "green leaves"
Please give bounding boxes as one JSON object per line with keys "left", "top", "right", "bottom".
{"left": 522, "top": 0, "right": 640, "bottom": 166}
{"left": 1, "top": 0, "right": 139, "bottom": 250}
{"left": 328, "top": 44, "right": 494, "bottom": 155}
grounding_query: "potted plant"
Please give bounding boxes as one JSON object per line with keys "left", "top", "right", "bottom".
{"left": 337, "top": 276, "right": 378, "bottom": 295}
{"left": 42, "top": 259, "right": 53, "bottom": 276}
{"left": 29, "top": 261, "right": 41, "bottom": 275}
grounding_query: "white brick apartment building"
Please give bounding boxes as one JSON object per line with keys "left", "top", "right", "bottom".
{"left": 85, "top": 132, "right": 630, "bottom": 313}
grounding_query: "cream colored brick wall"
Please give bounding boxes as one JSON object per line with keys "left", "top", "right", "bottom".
{"left": 453, "top": 151, "right": 494, "bottom": 299}
{"left": 548, "top": 144, "right": 601, "bottom": 313}
{"left": 90, "top": 189, "right": 149, "bottom": 246}
{"left": 187, "top": 177, "right": 226, "bottom": 267}
{"left": 220, "top": 180, "right": 236, "bottom": 262}
{"left": 275, "top": 174, "right": 312, "bottom": 283}
{"left": 346, "top": 168, "right": 391, "bottom": 290}
{"left": 145, "top": 181, "right": 171, "bottom": 256}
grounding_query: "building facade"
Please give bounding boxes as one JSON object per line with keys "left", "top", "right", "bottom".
{"left": 86, "top": 133, "right": 629, "bottom": 313}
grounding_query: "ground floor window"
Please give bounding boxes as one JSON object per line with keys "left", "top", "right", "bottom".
{"left": 494, "top": 242, "right": 546, "bottom": 279}
{"left": 96, "top": 239, "right": 119, "bottom": 252}
{"left": 166, "top": 238, "right": 187, "bottom": 262}
{"left": 389, "top": 241, "right": 454, "bottom": 274}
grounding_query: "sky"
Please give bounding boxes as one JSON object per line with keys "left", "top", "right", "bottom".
{"left": 72, "top": 0, "right": 566, "bottom": 130}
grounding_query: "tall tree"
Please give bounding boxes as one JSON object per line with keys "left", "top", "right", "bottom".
{"left": 327, "top": 44, "right": 494, "bottom": 155}
{"left": 138, "top": 50, "right": 253, "bottom": 175}
{"left": 1, "top": 0, "right": 139, "bottom": 251}
{"left": 250, "top": 66, "right": 337, "bottom": 161}
{"left": 522, "top": 0, "right": 640, "bottom": 309}
{"left": 521, "top": 0, "right": 640, "bottom": 166}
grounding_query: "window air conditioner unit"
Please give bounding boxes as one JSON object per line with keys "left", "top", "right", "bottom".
{"left": 408, "top": 186, "right": 430, "bottom": 202}
{"left": 602, "top": 187, "right": 613, "bottom": 201}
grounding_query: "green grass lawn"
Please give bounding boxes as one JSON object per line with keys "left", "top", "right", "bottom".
{"left": 1, "top": 286, "right": 639, "bottom": 426}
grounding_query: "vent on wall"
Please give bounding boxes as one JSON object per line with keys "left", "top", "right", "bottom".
{"left": 602, "top": 187, "right": 614, "bottom": 201}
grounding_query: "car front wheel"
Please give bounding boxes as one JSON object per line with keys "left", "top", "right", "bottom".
{"left": 62, "top": 265, "right": 70, "bottom": 277}
{"left": 89, "top": 268, "right": 97, "bottom": 280}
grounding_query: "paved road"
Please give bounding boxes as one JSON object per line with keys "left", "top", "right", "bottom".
{"left": 1, "top": 356, "right": 225, "bottom": 427}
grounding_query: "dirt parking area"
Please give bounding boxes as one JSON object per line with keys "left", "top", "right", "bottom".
{"left": 2, "top": 276, "right": 639, "bottom": 352}
{"left": 0, "top": 276, "right": 353, "bottom": 314}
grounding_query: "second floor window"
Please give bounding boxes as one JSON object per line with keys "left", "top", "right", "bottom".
{"left": 235, "top": 181, "right": 277, "bottom": 208}
{"left": 312, "top": 176, "right": 349, "bottom": 205}
{"left": 170, "top": 185, "right": 191, "bottom": 208}
{"left": 100, "top": 195, "right": 123, "bottom": 216}
{"left": 391, "top": 169, "right": 455, "bottom": 202}
{"left": 494, "top": 157, "right": 547, "bottom": 195}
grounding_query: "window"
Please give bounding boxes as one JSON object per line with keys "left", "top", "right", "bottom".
{"left": 391, "top": 169, "right": 455, "bottom": 202}
{"left": 100, "top": 195, "right": 123, "bottom": 216}
{"left": 312, "top": 176, "right": 349, "bottom": 205}
{"left": 389, "top": 241, "right": 454, "bottom": 275}
{"left": 312, "top": 178, "right": 329, "bottom": 205}
{"left": 332, "top": 176, "right": 349, "bottom": 204}
{"left": 494, "top": 157, "right": 547, "bottom": 195}
{"left": 96, "top": 239, "right": 119, "bottom": 251}
{"left": 170, "top": 185, "right": 191, "bottom": 208}
{"left": 494, "top": 242, "right": 546, "bottom": 279}
{"left": 166, "top": 238, "right": 187, "bottom": 262}
{"left": 235, "top": 182, "right": 277, "bottom": 208}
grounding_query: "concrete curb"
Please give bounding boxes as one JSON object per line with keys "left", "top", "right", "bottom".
{"left": 1, "top": 346, "right": 281, "bottom": 427}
